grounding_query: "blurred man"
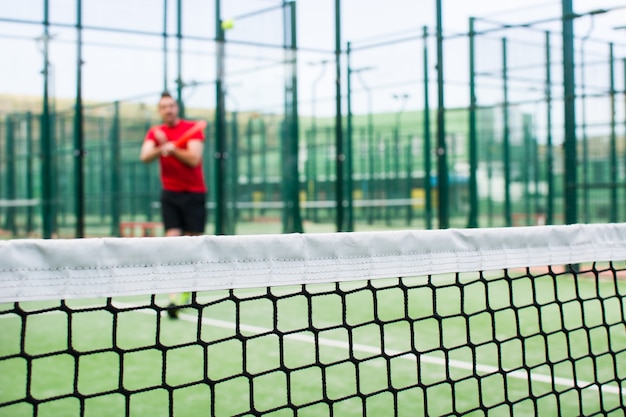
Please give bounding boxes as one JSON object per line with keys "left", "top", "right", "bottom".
{"left": 140, "top": 92, "right": 207, "bottom": 317}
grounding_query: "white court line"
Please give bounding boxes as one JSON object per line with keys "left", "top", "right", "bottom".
{"left": 8, "top": 302, "right": 620, "bottom": 397}
{"left": 161, "top": 308, "right": 624, "bottom": 397}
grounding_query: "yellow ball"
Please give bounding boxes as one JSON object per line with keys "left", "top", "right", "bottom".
{"left": 221, "top": 19, "right": 235, "bottom": 30}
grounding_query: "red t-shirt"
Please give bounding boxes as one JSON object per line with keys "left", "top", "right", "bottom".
{"left": 145, "top": 120, "right": 207, "bottom": 193}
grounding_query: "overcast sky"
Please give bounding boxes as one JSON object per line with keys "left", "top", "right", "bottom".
{"left": 1, "top": 0, "right": 625, "bottom": 116}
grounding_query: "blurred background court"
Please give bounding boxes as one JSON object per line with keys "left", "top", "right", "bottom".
{"left": 1, "top": 0, "right": 626, "bottom": 238}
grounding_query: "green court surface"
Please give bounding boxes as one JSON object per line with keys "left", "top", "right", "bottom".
{"left": 1, "top": 268, "right": 625, "bottom": 416}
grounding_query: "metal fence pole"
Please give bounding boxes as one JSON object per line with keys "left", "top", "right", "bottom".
{"left": 162, "top": 0, "right": 168, "bottom": 92}
{"left": 609, "top": 43, "right": 618, "bottom": 222}
{"left": 580, "top": 28, "right": 590, "bottom": 223}
{"left": 260, "top": 118, "right": 269, "bottom": 217}
{"left": 531, "top": 115, "right": 541, "bottom": 222}
{"left": 230, "top": 111, "right": 239, "bottom": 234}
{"left": 25, "top": 112, "right": 35, "bottom": 233}
{"left": 467, "top": 17, "right": 478, "bottom": 228}
{"left": 73, "top": 0, "right": 85, "bottom": 238}
{"left": 366, "top": 85, "right": 374, "bottom": 225}
{"left": 502, "top": 37, "right": 511, "bottom": 227}
{"left": 214, "top": 0, "right": 227, "bottom": 235}
{"left": 523, "top": 114, "right": 532, "bottom": 223}
{"left": 392, "top": 93, "right": 407, "bottom": 224}
{"left": 246, "top": 118, "right": 253, "bottom": 202}
{"left": 562, "top": 0, "right": 577, "bottom": 225}
{"left": 309, "top": 61, "right": 327, "bottom": 223}
{"left": 176, "top": 0, "right": 184, "bottom": 117}
{"left": 545, "top": 31, "right": 554, "bottom": 225}
{"left": 346, "top": 41, "right": 354, "bottom": 231}
{"left": 622, "top": 58, "right": 626, "bottom": 213}
{"left": 422, "top": 26, "right": 433, "bottom": 230}
{"left": 282, "top": 0, "right": 303, "bottom": 233}
{"left": 4, "top": 116, "right": 16, "bottom": 235}
{"left": 435, "top": 0, "right": 449, "bottom": 229}
{"left": 405, "top": 131, "right": 412, "bottom": 225}
{"left": 41, "top": 0, "right": 54, "bottom": 239}
{"left": 334, "top": 0, "right": 344, "bottom": 232}
{"left": 110, "top": 101, "right": 121, "bottom": 236}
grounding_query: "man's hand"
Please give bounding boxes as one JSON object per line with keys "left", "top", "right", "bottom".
{"left": 161, "top": 142, "right": 176, "bottom": 157}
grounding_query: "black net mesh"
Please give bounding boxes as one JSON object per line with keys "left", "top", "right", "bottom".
{"left": 1, "top": 262, "right": 625, "bottom": 416}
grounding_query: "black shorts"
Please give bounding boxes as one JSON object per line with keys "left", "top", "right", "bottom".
{"left": 161, "top": 190, "right": 207, "bottom": 234}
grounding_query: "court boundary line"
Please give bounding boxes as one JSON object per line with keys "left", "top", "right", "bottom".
{"left": 119, "top": 304, "right": 625, "bottom": 397}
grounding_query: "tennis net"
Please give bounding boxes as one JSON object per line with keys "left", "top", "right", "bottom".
{"left": 1, "top": 224, "right": 625, "bottom": 416}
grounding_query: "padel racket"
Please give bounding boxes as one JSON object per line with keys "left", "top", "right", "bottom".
{"left": 173, "top": 120, "right": 207, "bottom": 147}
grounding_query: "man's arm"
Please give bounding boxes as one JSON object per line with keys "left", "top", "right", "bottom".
{"left": 139, "top": 128, "right": 167, "bottom": 163}
{"left": 140, "top": 141, "right": 161, "bottom": 163}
